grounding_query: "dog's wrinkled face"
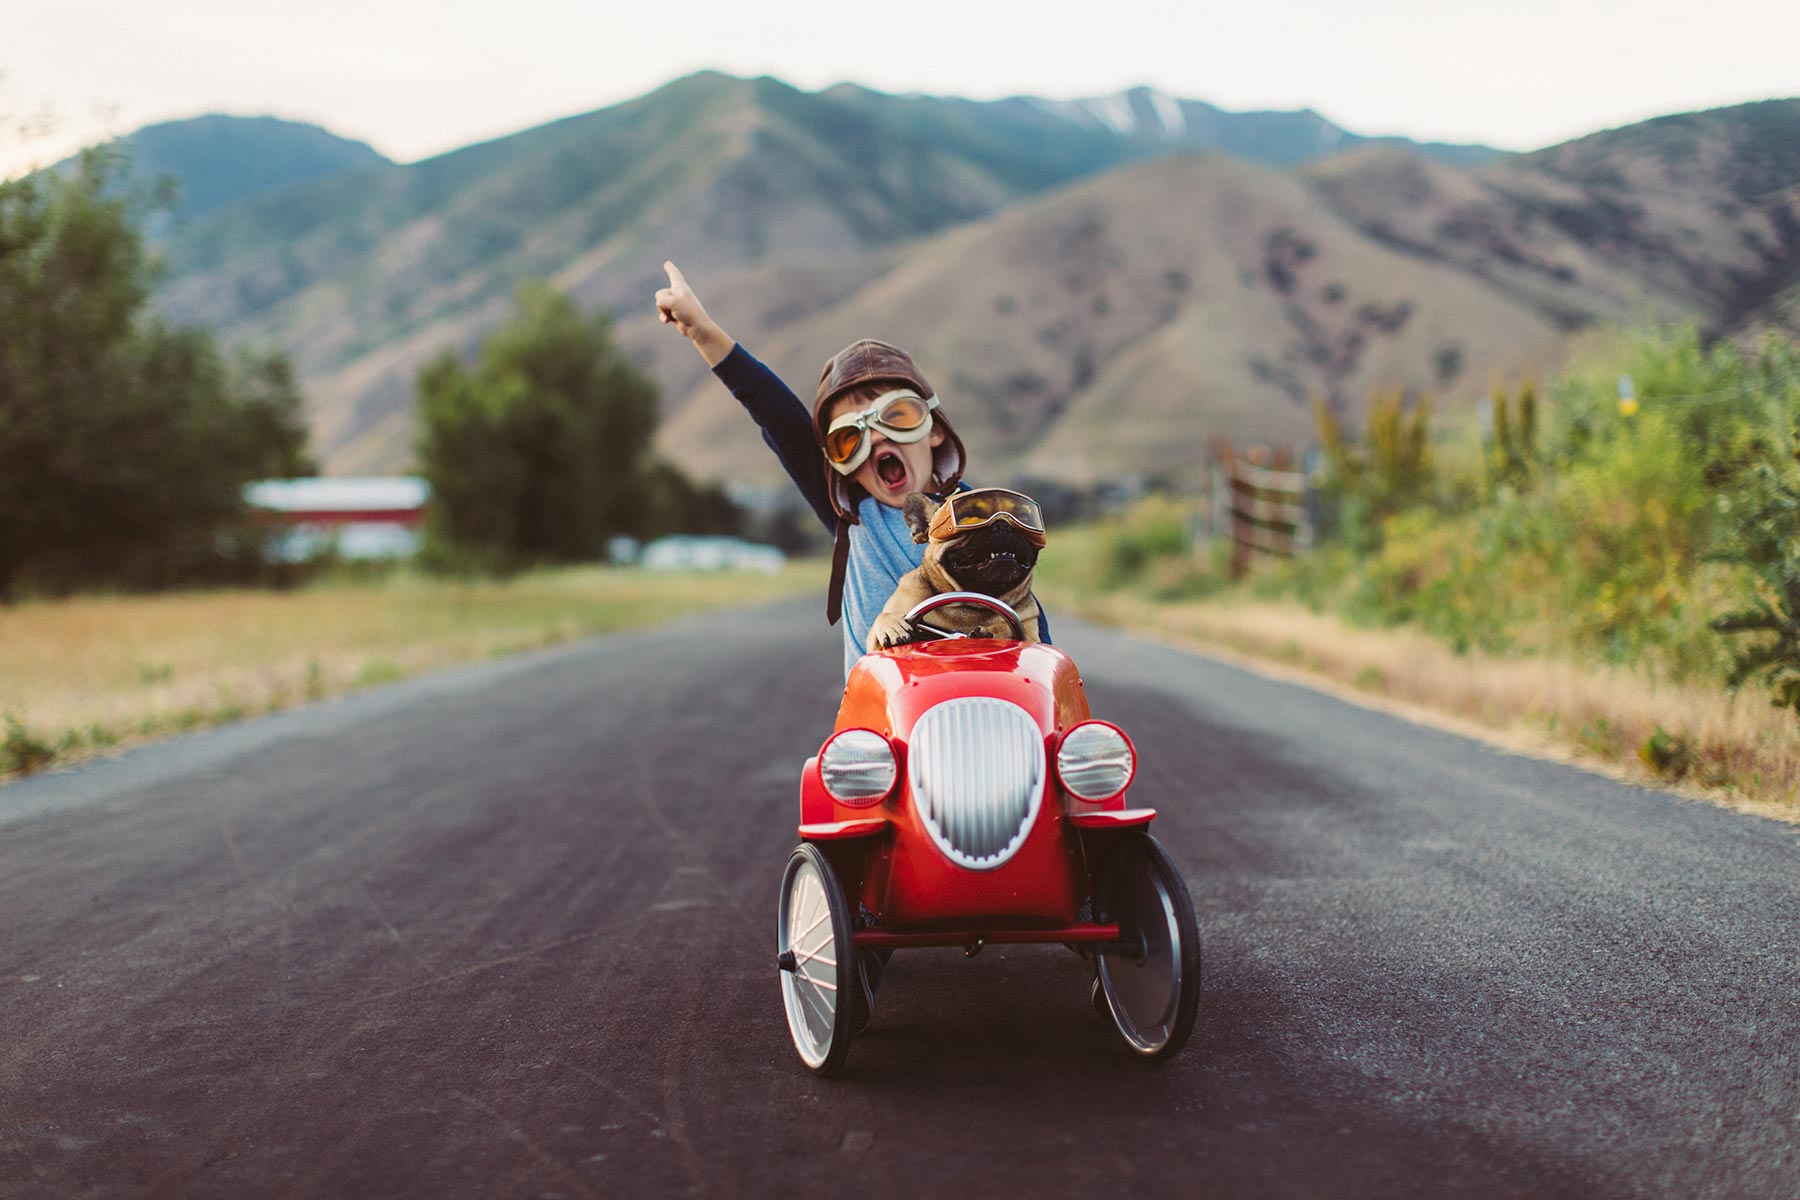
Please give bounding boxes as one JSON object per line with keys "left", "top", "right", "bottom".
{"left": 903, "top": 493, "right": 1040, "bottom": 597}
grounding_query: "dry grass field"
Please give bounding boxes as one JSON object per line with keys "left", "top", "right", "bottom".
{"left": 0, "top": 563, "right": 821, "bottom": 778}
{"left": 1048, "top": 589, "right": 1800, "bottom": 821}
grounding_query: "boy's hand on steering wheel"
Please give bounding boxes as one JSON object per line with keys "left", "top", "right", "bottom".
{"left": 655, "top": 261, "right": 734, "bottom": 366}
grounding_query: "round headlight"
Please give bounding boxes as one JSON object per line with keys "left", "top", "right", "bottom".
{"left": 1056, "top": 721, "right": 1136, "bottom": 803}
{"left": 819, "top": 729, "right": 897, "bottom": 805}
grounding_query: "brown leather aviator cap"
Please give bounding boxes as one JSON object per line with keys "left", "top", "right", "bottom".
{"left": 811, "top": 339, "right": 965, "bottom": 522}
{"left": 813, "top": 339, "right": 933, "bottom": 439}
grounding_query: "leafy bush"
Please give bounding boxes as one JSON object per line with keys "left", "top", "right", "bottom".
{"left": 1554, "top": 327, "right": 1768, "bottom": 476}
{"left": 3, "top": 715, "right": 56, "bottom": 776}
{"left": 1262, "top": 329, "right": 1795, "bottom": 685}
{"left": 1099, "top": 495, "right": 1191, "bottom": 587}
{"left": 1639, "top": 726, "right": 1694, "bottom": 778}
{"left": 1708, "top": 369, "right": 1800, "bottom": 716}
{"left": 1547, "top": 404, "right": 1719, "bottom": 663}
{"left": 1349, "top": 507, "right": 1525, "bottom": 653}
{"left": 1061, "top": 328, "right": 1800, "bottom": 716}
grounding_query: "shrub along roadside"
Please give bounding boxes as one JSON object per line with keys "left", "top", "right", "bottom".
{"left": 1040, "top": 328, "right": 1800, "bottom": 811}
{"left": 1707, "top": 404, "right": 1800, "bottom": 716}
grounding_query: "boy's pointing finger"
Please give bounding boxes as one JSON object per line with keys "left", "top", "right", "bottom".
{"left": 664, "top": 261, "right": 687, "bottom": 291}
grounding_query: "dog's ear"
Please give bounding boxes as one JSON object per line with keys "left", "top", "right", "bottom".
{"left": 902, "top": 492, "right": 939, "bottom": 544}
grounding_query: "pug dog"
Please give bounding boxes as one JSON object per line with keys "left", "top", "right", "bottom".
{"left": 865, "top": 491, "right": 1044, "bottom": 650}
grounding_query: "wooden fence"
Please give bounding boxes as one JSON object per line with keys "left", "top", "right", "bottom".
{"left": 1210, "top": 440, "right": 1312, "bottom": 578}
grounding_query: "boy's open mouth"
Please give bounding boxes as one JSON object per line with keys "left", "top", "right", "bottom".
{"left": 875, "top": 450, "right": 907, "bottom": 489}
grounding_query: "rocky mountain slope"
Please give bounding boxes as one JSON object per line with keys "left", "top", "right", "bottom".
{"left": 141, "top": 78, "right": 1798, "bottom": 487}
{"left": 145, "top": 72, "right": 1500, "bottom": 474}
{"left": 644, "top": 100, "right": 1800, "bottom": 488}
{"left": 645, "top": 154, "right": 1565, "bottom": 486}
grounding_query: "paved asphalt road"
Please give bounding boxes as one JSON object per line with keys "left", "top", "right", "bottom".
{"left": 4, "top": 598, "right": 1799, "bottom": 1199}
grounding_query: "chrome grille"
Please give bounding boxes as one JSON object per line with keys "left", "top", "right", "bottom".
{"left": 908, "top": 697, "right": 1044, "bottom": 870}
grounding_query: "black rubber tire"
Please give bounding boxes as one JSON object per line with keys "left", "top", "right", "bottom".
{"left": 1094, "top": 833, "right": 1201, "bottom": 1060}
{"left": 777, "top": 843, "right": 856, "bottom": 1076}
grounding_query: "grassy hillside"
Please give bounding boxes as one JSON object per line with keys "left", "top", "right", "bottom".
{"left": 648, "top": 153, "right": 1568, "bottom": 488}
{"left": 152, "top": 73, "right": 1154, "bottom": 470}
{"left": 141, "top": 83, "right": 1799, "bottom": 490}
{"left": 653, "top": 100, "right": 1800, "bottom": 494}
{"left": 1309, "top": 100, "right": 1800, "bottom": 334}
{"left": 145, "top": 73, "right": 1510, "bottom": 476}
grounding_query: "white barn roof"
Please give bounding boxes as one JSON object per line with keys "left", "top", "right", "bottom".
{"left": 245, "top": 477, "right": 431, "bottom": 513}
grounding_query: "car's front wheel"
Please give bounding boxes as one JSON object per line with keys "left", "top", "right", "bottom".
{"left": 1094, "top": 834, "right": 1200, "bottom": 1059}
{"left": 777, "top": 843, "right": 855, "bottom": 1075}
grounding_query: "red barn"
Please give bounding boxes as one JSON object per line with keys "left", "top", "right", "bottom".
{"left": 244, "top": 477, "right": 431, "bottom": 561}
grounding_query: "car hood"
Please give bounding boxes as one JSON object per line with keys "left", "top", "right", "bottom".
{"left": 837, "top": 640, "right": 1090, "bottom": 743}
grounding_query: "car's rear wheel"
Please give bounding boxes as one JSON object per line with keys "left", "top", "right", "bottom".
{"left": 1095, "top": 834, "right": 1200, "bottom": 1060}
{"left": 777, "top": 843, "right": 855, "bottom": 1075}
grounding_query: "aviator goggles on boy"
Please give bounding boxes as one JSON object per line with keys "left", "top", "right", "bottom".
{"left": 824, "top": 389, "right": 940, "bottom": 475}
{"left": 927, "top": 488, "right": 1048, "bottom": 547}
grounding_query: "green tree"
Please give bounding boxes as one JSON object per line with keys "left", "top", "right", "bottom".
{"left": 225, "top": 350, "right": 316, "bottom": 480}
{"left": 0, "top": 149, "right": 315, "bottom": 597}
{"left": 415, "top": 284, "right": 660, "bottom": 571}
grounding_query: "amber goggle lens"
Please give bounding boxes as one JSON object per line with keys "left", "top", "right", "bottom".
{"left": 951, "top": 489, "right": 1045, "bottom": 531}
{"left": 824, "top": 392, "right": 936, "bottom": 464}
{"left": 825, "top": 424, "right": 867, "bottom": 464}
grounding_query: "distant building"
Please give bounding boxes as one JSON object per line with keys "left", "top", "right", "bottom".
{"left": 244, "top": 477, "right": 430, "bottom": 561}
{"left": 638, "top": 535, "right": 785, "bottom": 573}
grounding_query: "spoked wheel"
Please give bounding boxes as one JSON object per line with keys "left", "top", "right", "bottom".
{"left": 1094, "top": 834, "right": 1200, "bottom": 1060}
{"left": 776, "top": 843, "right": 855, "bottom": 1075}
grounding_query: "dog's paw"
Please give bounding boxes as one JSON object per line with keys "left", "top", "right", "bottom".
{"left": 866, "top": 615, "right": 917, "bottom": 651}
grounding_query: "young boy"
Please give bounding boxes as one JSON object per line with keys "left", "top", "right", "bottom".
{"left": 654, "top": 261, "right": 1049, "bottom": 675}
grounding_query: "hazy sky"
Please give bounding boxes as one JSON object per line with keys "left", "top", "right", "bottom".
{"left": 6, "top": 0, "right": 1798, "bottom": 178}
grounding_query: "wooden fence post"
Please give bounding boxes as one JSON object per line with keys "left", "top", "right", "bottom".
{"left": 1213, "top": 440, "right": 1312, "bottom": 578}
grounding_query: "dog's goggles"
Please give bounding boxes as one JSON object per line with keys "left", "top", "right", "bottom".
{"left": 927, "top": 488, "right": 1048, "bottom": 547}
{"left": 823, "top": 389, "right": 939, "bottom": 475}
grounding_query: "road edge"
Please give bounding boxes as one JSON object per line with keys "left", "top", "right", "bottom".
{"left": 1086, "top": 608, "right": 1800, "bottom": 829}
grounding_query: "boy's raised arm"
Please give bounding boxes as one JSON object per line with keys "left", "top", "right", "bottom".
{"left": 654, "top": 261, "right": 836, "bottom": 533}
{"left": 655, "top": 261, "right": 735, "bottom": 367}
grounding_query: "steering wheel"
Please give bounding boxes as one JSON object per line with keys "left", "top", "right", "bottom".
{"left": 902, "top": 591, "right": 1027, "bottom": 642}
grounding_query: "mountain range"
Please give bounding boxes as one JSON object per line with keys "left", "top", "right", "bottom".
{"left": 117, "top": 74, "right": 1800, "bottom": 488}
{"left": 60, "top": 115, "right": 388, "bottom": 224}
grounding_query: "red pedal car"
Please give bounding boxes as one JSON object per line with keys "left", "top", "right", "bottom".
{"left": 778, "top": 593, "right": 1200, "bottom": 1074}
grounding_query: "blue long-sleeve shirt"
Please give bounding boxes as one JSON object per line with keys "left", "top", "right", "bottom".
{"left": 712, "top": 344, "right": 1051, "bottom": 673}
